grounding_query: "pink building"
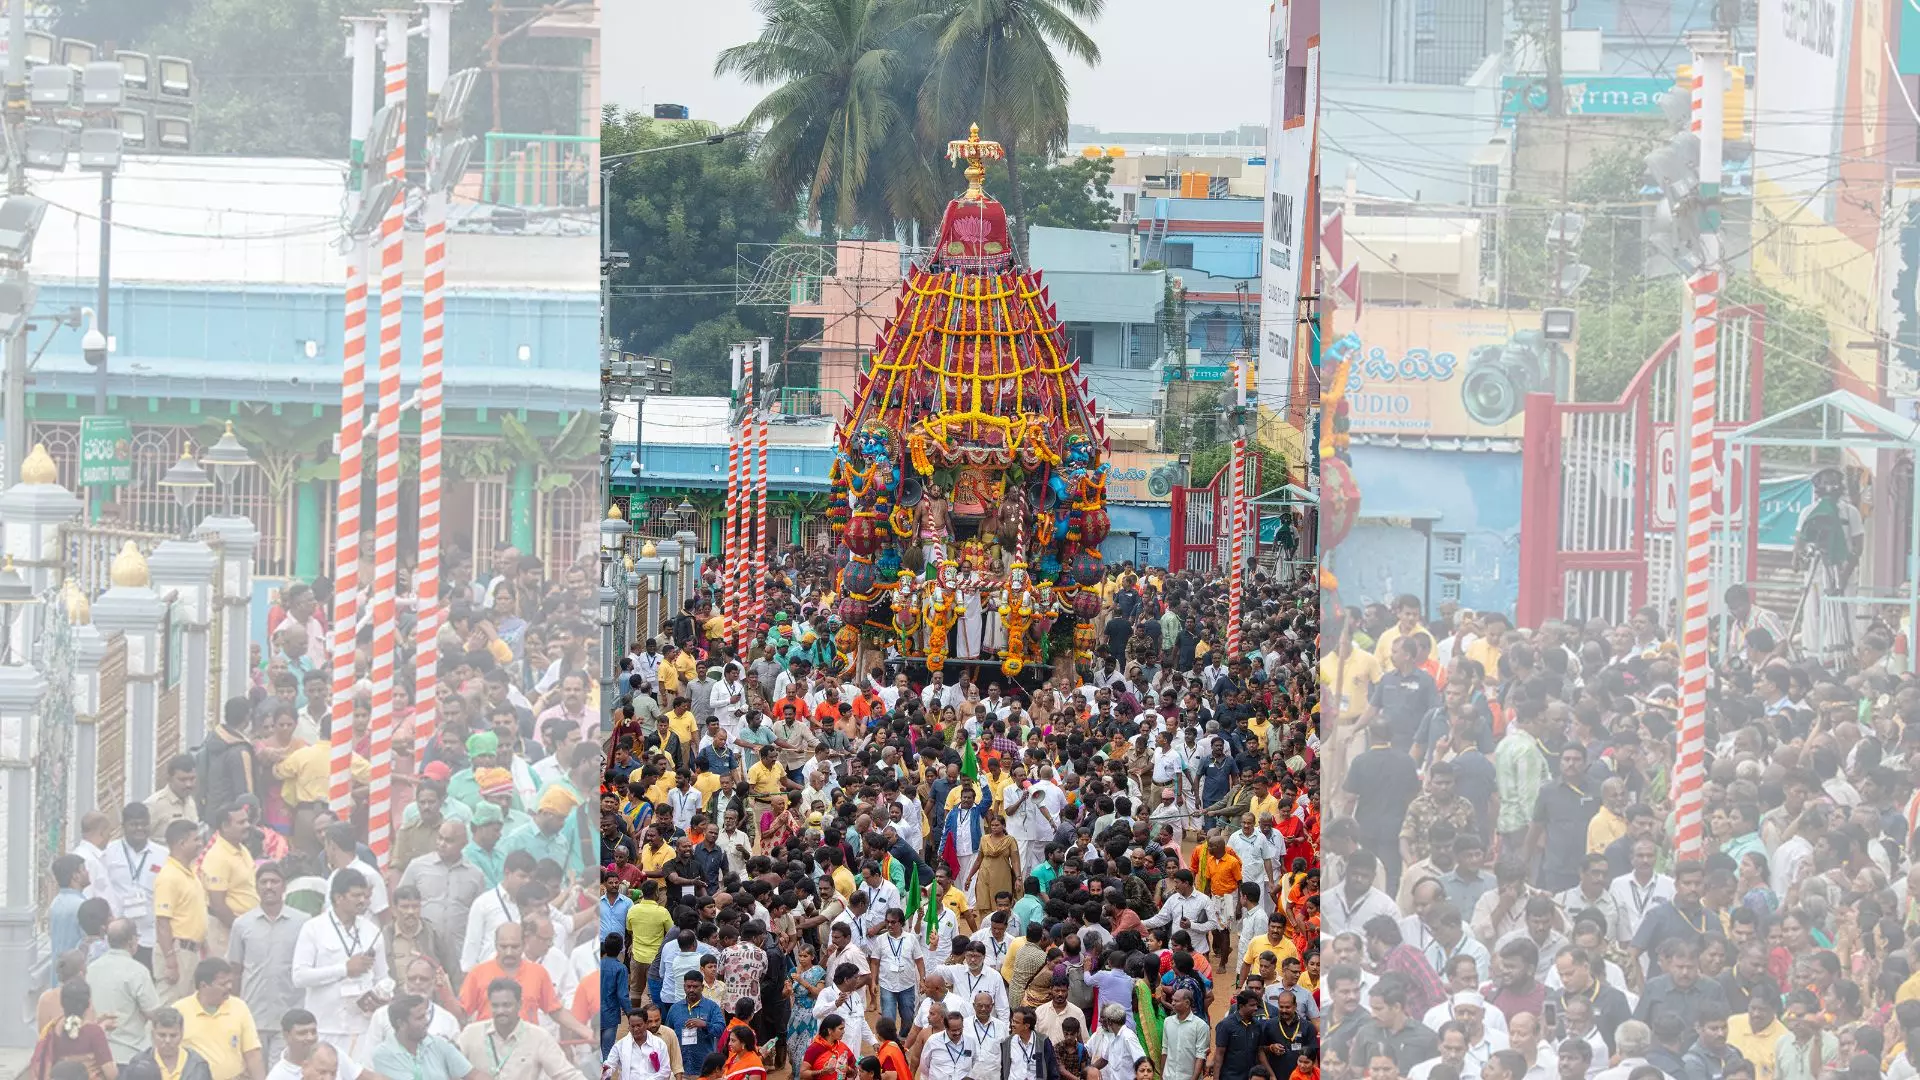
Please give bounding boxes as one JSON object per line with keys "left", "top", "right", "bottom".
{"left": 787, "top": 241, "right": 908, "bottom": 406}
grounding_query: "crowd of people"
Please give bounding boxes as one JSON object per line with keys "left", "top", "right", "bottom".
{"left": 597, "top": 553, "right": 1323, "bottom": 1080}
{"left": 30, "top": 541, "right": 605, "bottom": 1080}
{"left": 1318, "top": 587, "right": 1920, "bottom": 1080}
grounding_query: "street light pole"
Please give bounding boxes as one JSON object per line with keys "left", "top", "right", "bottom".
{"left": 94, "top": 169, "right": 110, "bottom": 414}
{"left": 3, "top": 0, "right": 31, "bottom": 487}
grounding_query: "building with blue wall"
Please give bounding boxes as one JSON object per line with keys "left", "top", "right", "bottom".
{"left": 1335, "top": 440, "right": 1523, "bottom": 616}
{"left": 1027, "top": 227, "right": 1167, "bottom": 415}
{"left": 12, "top": 155, "right": 600, "bottom": 578}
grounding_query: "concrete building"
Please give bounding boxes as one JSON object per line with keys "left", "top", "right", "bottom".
{"left": 13, "top": 155, "right": 599, "bottom": 581}
{"left": 1027, "top": 227, "right": 1168, "bottom": 415}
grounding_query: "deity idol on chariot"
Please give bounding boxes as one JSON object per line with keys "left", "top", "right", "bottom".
{"left": 824, "top": 125, "right": 1113, "bottom": 682}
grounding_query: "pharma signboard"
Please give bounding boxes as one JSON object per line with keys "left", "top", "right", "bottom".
{"left": 1498, "top": 75, "right": 1672, "bottom": 126}
{"left": 1256, "top": 3, "right": 1314, "bottom": 409}
{"left": 1340, "top": 308, "right": 1576, "bottom": 438}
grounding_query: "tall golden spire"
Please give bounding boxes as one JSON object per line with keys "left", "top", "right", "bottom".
{"left": 946, "top": 123, "right": 1005, "bottom": 200}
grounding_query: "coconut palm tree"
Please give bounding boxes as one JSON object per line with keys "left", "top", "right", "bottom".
{"left": 718, "top": 0, "right": 946, "bottom": 235}
{"left": 917, "top": 0, "right": 1105, "bottom": 238}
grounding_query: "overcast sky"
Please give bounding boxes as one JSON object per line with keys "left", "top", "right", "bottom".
{"left": 603, "top": 0, "right": 1270, "bottom": 133}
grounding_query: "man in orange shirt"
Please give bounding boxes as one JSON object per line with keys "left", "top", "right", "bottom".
{"left": 458, "top": 922, "right": 593, "bottom": 1042}
{"left": 1191, "top": 833, "right": 1244, "bottom": 958}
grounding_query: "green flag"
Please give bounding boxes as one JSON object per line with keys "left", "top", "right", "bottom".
{"left": 903, "top": 861, "right": 922, "bottom": 921}
{"left": 921, "top": 880, "right": 941, "bottom": 946}
{"left": 961, "top": 739, "right": 978, "bottom": 781}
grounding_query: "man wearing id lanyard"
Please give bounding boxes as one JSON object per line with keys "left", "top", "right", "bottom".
{"left": 368, "top": 996, "right": 479, "bottom": 1080}
{"left": 920, "top": 1009, "right": 978, "bottom": 1080}
{"left": 106, "top": 803, "right": 168, "bottom": 970}
{"left": 966, "top": 993, "right": 1005, "bottom": 1080}
{"left": 1001, "top": 1007, "right": 1059, "bottom": 1080}
{"left": 290, "top": 870, "right": 389, "bottom": 1059}
{"left": 453, "top": 979, "right": 576, "bottom": 1080}
{"left": 664, "top": 971, "right": 726, "bottom": 1077}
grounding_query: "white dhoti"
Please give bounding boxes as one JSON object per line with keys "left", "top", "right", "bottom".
{"left": 955, "top": 853, "right": 979, "bottom": 900}
{"left": 958, "top": 591, "right": 984, "bottom": 659}
{"left": 984, "top": 611, "right": 1007, "bottom": 652}
{"left": 1016, "top": 838, "right": 1046, "bottom": 878}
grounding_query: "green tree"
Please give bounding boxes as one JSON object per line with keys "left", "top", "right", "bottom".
{"left": 603, "top": 110, "right": 801, "bottom": 390}
{"left": 919, "top": 0, "right": 1106, "bottom": 233}
{"left": 1000, "top": 154, "right": 1118, "bottom": 245}
{"left": 715, "top": 0, "right": 943, "bottom": 235}
{"left": 1190, "top": 440, "right": 1287, "bottom": 490}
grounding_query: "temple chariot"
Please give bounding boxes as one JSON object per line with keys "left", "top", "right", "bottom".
{"left": 826, "top": 126, "right": 1114, "bottom": 681}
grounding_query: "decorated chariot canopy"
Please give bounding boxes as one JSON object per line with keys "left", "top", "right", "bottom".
{"left": 826, "top": 125, "right": 1114, "bottom": 678}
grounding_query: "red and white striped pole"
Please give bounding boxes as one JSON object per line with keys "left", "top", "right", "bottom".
{"left": 1673, "top": 34, "right": 1727, "bottom": 862}
{"left": 753, "top": 343, "right": 771, "bottom": 637}
{"left": 722, "top": 346, "right": 743, "bottom": 653}
{"left": 413, "top": 0, "right": 453, "bottom": 767}
{"left": 1227, "top": 436, "right": 1247, "bottom": 657}
{"left": 734, "top": 343, "right": 756, "bottom": 657}
{"left": 366, "top": 8, "right": 410, "bottom": 864}
{"left": 330, "top": 16, "right": 380, "bottom": 816}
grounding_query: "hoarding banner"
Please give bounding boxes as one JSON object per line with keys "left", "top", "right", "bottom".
{"left": 1342, "top": 308, "right": 1576, "bottom": 438}
{"left": 1754, "top": 0, "right": 1853, "bottom": 223}
{"left": 1257, "top": 3, "right": 1313, "bottom": 410}
{"left": 1104, "top": 451, "right": 1186, "bottom": 503}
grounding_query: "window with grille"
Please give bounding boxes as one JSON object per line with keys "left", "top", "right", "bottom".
{"left": 1470, "top": 163, "right": 1500, "bottom": 208}
{"left": 1164, "top": 242, "right": 1194, "bottom": 268}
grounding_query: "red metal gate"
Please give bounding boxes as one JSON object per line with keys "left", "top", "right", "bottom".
{"left": 1169, "top": 456, "right": 1264, "bottom": 572}
{"left": 1516, "top": 305, "right": 1766, "bottom": 628}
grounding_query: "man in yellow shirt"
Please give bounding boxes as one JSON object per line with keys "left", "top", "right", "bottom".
{"left": 200, "top": 805, "right": 260, "bottom": 960}
{"left": 1587, "top": 776, "right": 1630, "bottom": 854}
{"left": 625, "top": 879, "right": 676, "bottom": 999}
{"left": 1372, "top": 594, "right": 1429, "bottom": 666}
{"left": 153, "top": 819, "right": 211, "bottom": 1005}
{"left": 176, "top": 958, "right": 264, "bottom": 1080}
{"left": 273, "top": 738, "right": 370, "bottom": 804}
{"left": 1238, "top": 909, "right": 1300, "bottom": 983}
{"left": 1726, "top": 991, "right": 1787, "bottom": 1080}
{"left": 637, "top": 831, "right": 676, "bottom": 876}
{"left": 746, "top": 747, "right": 791, "bottom": 798}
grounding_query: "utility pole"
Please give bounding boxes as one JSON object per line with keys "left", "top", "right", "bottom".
{"left": 3, "top": 0, "right": 29, "bottom": 487}
{"left": 1673, "top": 29, "right": 1729, "bottom": 865}
{"left": 1543, "top": 0, "right": 1565, "bottom": 116}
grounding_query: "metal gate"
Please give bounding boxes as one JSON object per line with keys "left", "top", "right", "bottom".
{"left": 95, "top": 634, "right": 129, "bottom": 822}
{"left": 1517, "top": 306, "right": 1765, "bottom": 628}
{"left": 1169, "top": 456, "right": 1263, "bottom": 572}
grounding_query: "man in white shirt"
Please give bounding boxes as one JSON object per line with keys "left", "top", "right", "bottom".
{"left": 860, "top": 866, "right": 903, "bottom": 918}
{"left": 965, "top": 994, "right": 1005, "bottom": 1080}
{"left": 360, "top": 958, "right": 461, "bottom": 1051}
{"left": 289, "top": 867, "right": 389, "bottom": 1058}
{"left": 605, "top": 1005, "right": 673, "bottom": 1080}
{"left": 1085, "top": 1004, "right": 1146, "bottom": 1080}
{"left": 813, "top": 961, "right": 872, "bottom": 1057}
{"left": 268, "top": 1010, "right": 367, "bottom": 1080}
{"left": 709, "top": 665, "right": 747, "bottom": 738}
{"left": 104, "top": 804, "right": 168, "bottom": 962}
{"left": 919, "top": 1009, "right": 978, "bottom": 1080}
{"left": 1140, "top": 869, "right": 1221, "bottom": 955}
{"left": 1227, "top": 813, "right": 1279, "bottom": 911}
{"left": 1326, "top": 858, "right": 1399, "bottom": 940}
{"left": 461, "top": 854, "right": 537, "bottom": 973}
{"left": 945, "top": 942, "right": 1010, "bottom": 1024}
{"left": 73, "top": 811, "right": 113, "bottom": 903}
{"left": 1004, "top": 769, "right": 1063, "bottom": 871}
{"left": 870, "top": 909, "right": 927, "bottom": 1026}
{"left": 1605, "top": 841, "right": 1674, "bottom": 948}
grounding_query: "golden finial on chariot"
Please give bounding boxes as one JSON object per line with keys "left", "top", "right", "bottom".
{"left": 947, "top": 123, "right": 1004, "bottom": 200}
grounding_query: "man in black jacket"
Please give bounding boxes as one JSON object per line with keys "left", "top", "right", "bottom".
{"left": 197, "top": 697, "right": 256, "bottom": 825}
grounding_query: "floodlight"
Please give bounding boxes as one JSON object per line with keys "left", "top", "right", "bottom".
{"left": 82, "top": 61, "right": 124, "bottom": 106}
{"left": 29, "top": 64, "right": 73, "bottom": 106}
{"left": 365, "top": 104, "right": 403, "bottom": 170}
{"left": 59, "top": 39, "right": 94, "bottom": 67}
{"left": 155, "top": 56, "right": 193, "bottom": 102}
{"left": 347, "top": 177, "right": 404, "bottom": 237}
{"left": 22, "top": 125, "right": 68, "bottom": 170}
{"left": 0, "top": 196, "right": 47, "bottom": 261}
{"left": 155, "top": 114, "right": 191, "bottom": 151}
{"left": 1644, "top": 132, "right": 1700, "bottom": 201}
{"left": 0, "top": 279, "right": 39, "bottom": 338}
{"left": 437, "top": 68, "right": 480, "bottom": 128}
{"left": 78, "top": 127, "right": 122, "bottom": 171}
{"left": 1658, "top": 87, "right": 1692, "bottom": 129}
{"left": 430, "top": 135, "right": 476, "bottom": 193}
{"left": 115, "top": 108, "right": 149, "bottom": 149}
{"left": 23, "top": 31, "right": 53, "bottom": 67}
{"left": 116, "top": 52, "right": 152, "bottom": 99}
{"left": 1542, "top": 307, "right": 1577, "bottom": 343}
